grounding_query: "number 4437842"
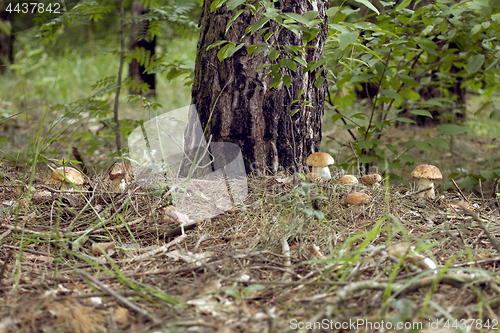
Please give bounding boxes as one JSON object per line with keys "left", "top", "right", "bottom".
{"left": 5, "top": 2, "right": 61, "bottom": 14}
{"left": 443, "top": 319, "right": 498, "bottom": 330}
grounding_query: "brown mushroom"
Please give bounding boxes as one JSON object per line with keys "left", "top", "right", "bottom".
{"left": 109, "top": 162, "right": 134, "bottom": 193}
{"left": 361, "top": 174, "right": 382, "bottom": 187}
{"left": 388, "top": 242, "right": 437, "bottom": 271}
{"left": 339, "top": 175, "right": 358, "bottom": 185}
{"left": 48, "top": 166, "right": 85, "bottom": 190}
{"left": 345, "top": 192, "right": 370, "bottom": 205}
{"left": 306, "top": 152, "right": 334, "bottom": 179}
{"left": 411, "top": 164, "right": 442, "bottom": 199}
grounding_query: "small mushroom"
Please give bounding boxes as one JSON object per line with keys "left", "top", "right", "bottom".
{"left": 48, "top": 166, "right": 85, "bottom": 190}
{"left": 388, "top": 242, "right": 437, "bottom": 271}
{"left": 411, "top": 164, "right": 442, "bottom": 199}
{"left": 345, "top": 192, "right": 370, "bottom": 205}
{"left": 306, "top": 152, "right": 334, "bottom": 179}
{"left": 361, "top": 173, "right": 382, "bottom": 187}
{"left": 339, "top": 175, "right": 358, "bottom": 185}
{"left": 109, "top": 162, "right": 134, "bottom": 193}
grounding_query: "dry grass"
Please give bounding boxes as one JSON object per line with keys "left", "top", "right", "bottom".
{"left": 1, "top": 165, "right": 500, "bottom": 332}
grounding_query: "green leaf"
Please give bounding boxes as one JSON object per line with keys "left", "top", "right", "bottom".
{"left": 385, "top": 144, "right": 398, "bottom": 155}
{"left": 293, "top": 56, "right": 307, "bottom": 67}
{"left": 396, "top": 0, "right": 412, "bottom": 11}
{"left": 358, "top": 140, "right": 373, "bottom": 149}
{"left": 467, "top": 54, "right": 485, "bottom": 74}
{"left": 303, "top": 11, "right": 319, "bottom": 22}
{"left": 410, "top": 110, "right": 432, "bottom": 118}
{"left": 351, "top": 74, "right": 376, "bottom": 83}
{"left": 480, "top": 170, "right": 495, "bottom": 180}
{"left": 286, "top": 59, "right": 297, "bottom": 72}
{"left": 251, "top": 17, "right": 271, "bottom": 34}
{"left": 303, "top": 27, "right": 320, "bottom": 44}
{"left": 226, "top": 0, "right": 246, "bottom": 10}
{"left": 326, "top": 7, "right": 338, "bottom": 17}
{"left": 256, "top": 63, "right": 272, "bottom": 71}
{"left": 438, "top": 124, "right": 470, "bottom": 135}
{"left": 414, "top": 141, "right": 432, "bottom": 152}
{"left": 269, "top": 48, "right": 280, "bottom": 61}
{"left": 425, "top": 98, "right": 443, "bottom": 107}
{"left": 284, "top": 12, "right": 309, "bottom": 26}
{"left": 474, "top": 101, "right": 492, "bottom": 115}
{"left": 399, "top": 74, "right": 418, "bottom": 87}
{"left": 400, "top": 154, "right": 414, "bottom": 163}
{"left": 283, "top": 75, "right": 291, "bottom": 87}
{"left": 393, "top": 117, "right": 416, "bottom": 123}
{"left": 454, "top": 176, "right": 474, "bottom": 190}
{"left": 307, "top": 58, "right": 327, "bottom": 73}
{"left": 207, "top": 40, "right": 229, "bottom": 51}
{"left": 210, "top": 0, "right": 228, "bottom": 12}
{"left": 331, "top": 114, "right": 343, "bottom": 124}
{"left": 313, "top": 210, "right": 324, "bottom": 220}
{"left": 217, "top": 43, "right": 245, "bottom": 62}
{"left": 356, "top": 43, "right": 383, "bottom": 61}
{"left": 471, "top": 24, "right": 482, "bottom": 35}
{"left": 226, "top": 9, "right": 246, "bottom": 34}
{"left": 428, "top": 137, "right": 449, "bottom": 147}
{"left": 338, "top": 31, "right": 359, "bottom": 50}
{"left": 270, "top": 72, "right": 282, "bottom": 88}
{"left": 359, "top": 155, "right": 376, "bottom": 163}
{"left": 380, "top": 89, "right": 401, "bottom": 103}
{"left": 355, "top": 0, "right": 380, "bottom": 15}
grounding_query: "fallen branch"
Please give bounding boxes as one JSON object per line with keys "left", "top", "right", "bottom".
{"left": 459, "top": 204, "right": 500, "bottom": 255}
{"left": 281, "top": 237, "right": 292, "bottom": 282}
{"left": 77, "top": 269, "right": 159, "bottom": 324}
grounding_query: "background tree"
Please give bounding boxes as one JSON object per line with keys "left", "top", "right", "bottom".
{"left": 0, "top": 1, "right": 14, "bottom": 74}
{"left": 128, "top": 1, "right": 156, "bottom": 97}
{"left": 190, "top": 0, "right": 328, "bottom": 174}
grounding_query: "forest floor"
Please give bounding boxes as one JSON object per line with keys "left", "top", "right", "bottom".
{"left": 1, "top": 163, "right": 500, "bottom": 333}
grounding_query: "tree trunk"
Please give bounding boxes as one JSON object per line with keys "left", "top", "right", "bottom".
{"left": 190, "top": 0, "right": 328, "bottom": 175}
{"left": 128, "top": 1, "right": 156, "bottom": 97}
{"left": 0, "top": 2, "right": 14, "bottom": 74}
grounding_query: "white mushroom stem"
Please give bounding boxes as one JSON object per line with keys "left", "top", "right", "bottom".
{"left": 311, "top": 166, "right": 331, "bottom": 179}
{"left": 416, "top": 178, "right": 435, "bottom": 199}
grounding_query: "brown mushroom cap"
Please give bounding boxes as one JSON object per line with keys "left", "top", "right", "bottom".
{"left": 306, "top": 152, "right": 334, "bottom": 167}
{"left": 361, "top": 173, "right": 382, "bottom": 186}
{"left": 411, "top": 164, "right": 442, "bottom": 179}
{"left": 340, "top": 175, "right": 358, "bottom": 185}
{"left": 345, "top": 192, "right": 370, "bottom": 205}
{"left": 109, "top": 162, "right": 133, "bottom": 181}
{"left": 51, "top": 167, "right": 85, "bottom": 185}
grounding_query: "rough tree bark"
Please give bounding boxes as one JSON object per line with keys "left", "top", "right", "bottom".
{"left": 189, "top": 0, "right": 328, "bottom": 175}
{"left": 128, "top": 1, "right": 156, "bottom": 97}
{"left": 0, "top": 2, "right": 14, "bottom": 74}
